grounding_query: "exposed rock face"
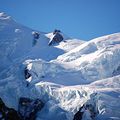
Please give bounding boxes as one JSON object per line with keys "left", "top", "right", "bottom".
{"left": 18, "top": 97, "right": 44, "bottom": 120}
{"left": 0, "top": 97, "right": 44, "bottom": 120}
{"left": 0, "top": 98, "right": 21, "bottom": 120}
{"left": 73, "top": 92, "right": 100, "bottom": 120}
{"left": 48, "top": 30, "right": 64, "bottom": 46}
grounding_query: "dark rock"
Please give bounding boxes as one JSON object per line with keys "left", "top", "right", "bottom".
{"left": 112, "top": 65, "right": 120, "bottom": 76}
{"left": 5, "top": 108, "right": 21, "bottom": 120}
{"left": 73, "top": 105, "right": 84, "bottom": 120}
{"left": 73, "top": 111, "right": 83, "bottom": 120}
{"left": 0, "top": 97, "right": 44, "bottom": 120}
{"left": 24, "top": 67, "right": 32, "bottom": 79}
{"left": 0, "top": 98, "right": 5, "bottom": 108}
{"left": 53, "top": 29, "right": 61, "bottom": 34}
{"left": 48, "top": 32, "right": 63, "bottom": 46}
{"left": 32, "top": 32, "right": 40, "bottom": 39}
{"left": 18, "top": 97, "right": 44, "bottom": 120}
{"left": 0, "top": 98, "right": 21, "bottom": 120}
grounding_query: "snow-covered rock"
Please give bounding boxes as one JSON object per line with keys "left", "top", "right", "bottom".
{"left": 0, "top": 12, "right": 120, "bottom": 120}
{"left": 25, "top": 33, "right": 120, "bottom": 85}
{"left": 56, "top": 33, "right": 120, "bottom": 81}
{"left": 0, "top": 12, "right": 84, "bottom": 74}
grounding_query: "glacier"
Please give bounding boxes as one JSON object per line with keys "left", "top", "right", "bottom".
{"left": 0, "top": 12, "right": 120, "bottom": 120}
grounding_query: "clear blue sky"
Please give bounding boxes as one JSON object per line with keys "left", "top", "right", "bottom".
{"left": 0, "top": 0, "right": 120, "bottom": 40}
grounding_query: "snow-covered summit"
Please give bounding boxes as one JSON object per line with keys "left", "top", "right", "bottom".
{"left": 0, "top": 12, "right": 120, "bottom": 120}
{"left": 0, "top": 12, "right": 84, "bottom": 73}
{"left": 24, "top": 33, "right": 120, "bottom": 86}
{"left": 0, "top": 12, "right": 11, "bottom": 20}
{"left": 45, "top": 30, "right": 84, "bottom": 51}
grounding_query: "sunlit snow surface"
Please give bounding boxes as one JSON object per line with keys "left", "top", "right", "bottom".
{"left": 0, "top": 12, "right": 120, "bottom": 120}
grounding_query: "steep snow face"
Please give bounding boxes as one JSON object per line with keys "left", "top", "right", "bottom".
{"left": 23, "top": 59, "right": 86, "bottom": 85}
{"left": 89, "top": 75, "right": 120, "bottom": 120}
{"left": 0, "top": 12, "right": 85, "bottom": 73}
{"left": 0, "top": 13, "right": 64, "bottom": 71}
{"left": 33, "top": 75, "right": 120, "bottom": 120}
{"left": 0, "top": 64, "right": 120, "bottom": 120}
{"left": 56, "top": 33, "right": 120, "bottom": 81}
{"left": 0, "top": 12, "right": 36, "bottom": 72}
{"left": 0, "top": 12, "right": 120, "bottom": 120}
{"left": 55, "top": 39, "right": 85, "bottom": 52}
{"left": 23, "top": 33, "right": 120, "bottom": 85}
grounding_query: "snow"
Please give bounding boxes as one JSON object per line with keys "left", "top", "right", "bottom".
{"left": 0, "top": 13, "right": 84, "bottom": 74}
{"left": 15, "top": 28, "right": 22, "bottom": 33}
{"left": 0, "top": 12, "right": 120, "bottom": 120}
{"left": 55, "top": 39, "right": 85, "bottom": 52}
{"left": 55, "top": 32, "right": 120, "bottom": 81}
{"left": 45, "top": 31, "right": 70, "bottom": 41}
{"left": 0, "top": 12, "right": 11, "bottom": 20}
{"left": 25, "top": 32, "right": 120, "bottom": 84}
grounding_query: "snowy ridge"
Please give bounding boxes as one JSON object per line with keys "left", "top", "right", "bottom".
{"left": 0, "top": 12, "right": 11, "bottom": 20}
{"left": 0, "top": 12, "right": 84, "bottom": 73}
{"left": 35, "top": 76, "right": 120, "bottom": 119}
{"left": 0, "top": 12, "right": 120, "bottom": 120}
{"left": 55, "top": 33, "right": 120, "bottom": 81}
{"left": 55, "top": 39, "right": 85, "bottom": 52}
{"left": 26, "top": 33, "right": 120, "bottom": 85}
{"left": 45, "top": 31, "right": 70, "bottom": 41}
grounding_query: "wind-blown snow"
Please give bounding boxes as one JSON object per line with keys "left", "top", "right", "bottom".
{"left": 0, "top": 12, "right": 120, "bottom": 120}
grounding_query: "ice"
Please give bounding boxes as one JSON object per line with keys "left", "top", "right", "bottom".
{"left": 0, "top": 12, "right": 120, "bottom": 120}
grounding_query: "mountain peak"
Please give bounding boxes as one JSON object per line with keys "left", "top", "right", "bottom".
{"left": 0, "top": 12, "right": 11, "bottom": 20}
{"left": 0, "top": 12, "right": 120, "bottom": 120}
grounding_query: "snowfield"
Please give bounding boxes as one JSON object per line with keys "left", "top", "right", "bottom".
{"left": 0, "top": 12, "right": 120, "bottom": 120}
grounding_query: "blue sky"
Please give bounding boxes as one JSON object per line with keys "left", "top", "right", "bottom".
{"left": 0, "top": 0, "right": 120, "bottom": 40}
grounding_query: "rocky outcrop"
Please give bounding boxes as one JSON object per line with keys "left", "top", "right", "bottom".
{"left": 18, "top": 97, "right": 44, "bottom": 120}
{"left": 48, "top": 29, "right": 63, "bottom": 46}
{"left": 0, "top": 98, "right": 21, "bottom": 120}
{"left": 0, "top": 97, "right": 44, "bottom": 120}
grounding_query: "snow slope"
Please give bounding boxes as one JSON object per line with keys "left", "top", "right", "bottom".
{"left": 0, "top": 12, "right": 120, "bottom": 120}
{"left": 45, "top": 32, "right": 84, "bottom": 52}
{"left": 24, "top": 33, "right": 120, "bottom": 86}
{"left": 56, "top": 33, "right": 120, "bottom": 81}
{"left": 0, "top": 12, "right": 84, "bottom": 73}
{"left": 0, "top": 67, "right": 120, "bottom": 120}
